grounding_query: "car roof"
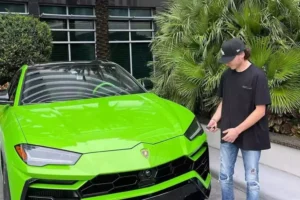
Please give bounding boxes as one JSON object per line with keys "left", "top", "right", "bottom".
{"left": 25, "top": 60, "right": 117, "bottom": 70}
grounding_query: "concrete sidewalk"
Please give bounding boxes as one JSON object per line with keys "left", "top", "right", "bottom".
{"left": 209, "top": 146, "right": 300, "bottom": 200}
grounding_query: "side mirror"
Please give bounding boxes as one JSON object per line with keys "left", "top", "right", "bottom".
{"left": 0, "top": 90, "right": 13, "bottom": 105}
{"left": 141, "top": 78, "right": 153, "bottom": 91}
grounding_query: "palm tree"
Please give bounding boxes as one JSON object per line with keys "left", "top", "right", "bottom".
{"left": 95, "top": 0, "right": 110, "bottom": 60}
{"left": 150, "top": 0, "right": 300, "bottom": 135}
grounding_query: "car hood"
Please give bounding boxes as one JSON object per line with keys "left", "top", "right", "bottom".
{"left": 13, "top": 93, "right": 194, "bottom": 153}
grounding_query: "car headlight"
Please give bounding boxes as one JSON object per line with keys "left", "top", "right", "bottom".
{"left": 15, "top": 144, "right": 81, "bottom": 167}
{"left": 184, "top": 118, "right": 204, "bottom": 140}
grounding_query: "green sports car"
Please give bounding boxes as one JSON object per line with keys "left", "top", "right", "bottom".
{"left": 0, "top": 60, "right": 211, "bottom": 200}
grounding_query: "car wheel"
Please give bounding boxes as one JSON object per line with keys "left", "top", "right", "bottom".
{"left": 1, "top": 153, "right": 11, "bottom": 200}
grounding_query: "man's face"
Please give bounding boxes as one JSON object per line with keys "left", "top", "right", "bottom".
{"left": 225, "top": 52, "right": 244, "bottom": 70}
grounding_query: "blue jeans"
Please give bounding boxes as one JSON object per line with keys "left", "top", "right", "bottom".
{"left": 219, "top": 142, "right": 261, "bottom": 200}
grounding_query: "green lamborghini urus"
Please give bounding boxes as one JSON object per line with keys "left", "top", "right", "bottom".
{"left": 0, "top": 60, "right": 211, "bottom": 200}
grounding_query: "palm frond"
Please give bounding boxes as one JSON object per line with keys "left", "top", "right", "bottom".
{"left": 149, "top": 0, "right": 300, "bottom": 115}
{"left": 267, "top": 48, "right": 300, "bottom": 83}
{"left": 270, "top": 88, "right": 300, "bottom": 114}
{"left": 247, "top": 36, "right": 273, "bottom": 67}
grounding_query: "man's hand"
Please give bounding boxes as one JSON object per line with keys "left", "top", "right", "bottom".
{"left": 207, "top": 101, "right": 222, "bottom": 132}
{"left": 221, "top": 105, "right": 266, "bottom": 143}
{"left": 222, "top": 128, "right": 240, "bottom": 143}
{"left": 207, "top": 119, "right": 218, "bottom": 132}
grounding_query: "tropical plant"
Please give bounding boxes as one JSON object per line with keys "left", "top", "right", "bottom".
{"left": 248, "top": 37, "right": 300, "bottom": 136}
{"left": 0, "top": 13, "right": 52, "bottom": 80}
{"left": 149, "top": 0, "right": 300, "bottom": 119}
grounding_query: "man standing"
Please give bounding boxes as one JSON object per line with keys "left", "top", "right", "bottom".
{"left": 207, "top": 38, "right": 271, "bottom": 200}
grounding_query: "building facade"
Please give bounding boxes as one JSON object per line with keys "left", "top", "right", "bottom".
{"left": 0, "top": 0, "right": 166, "bottom": 79}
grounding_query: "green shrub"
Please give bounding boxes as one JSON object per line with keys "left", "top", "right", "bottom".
{"left": 0, "top": 13, "right": 52, "bottom": 80}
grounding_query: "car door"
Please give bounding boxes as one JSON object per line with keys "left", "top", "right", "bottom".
{"left": 0, "top": 70, "right": 21, "bottom": 117}
{"left": 0, "top": 71, "right": 21, "bottom": 152}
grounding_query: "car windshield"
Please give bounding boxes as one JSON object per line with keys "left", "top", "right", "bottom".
{"left": 20, "top": 62, "right": 145, "bottom": 105}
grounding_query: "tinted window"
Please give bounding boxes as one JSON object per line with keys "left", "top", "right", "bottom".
{"left": 71, "top": 44, "right": 95, "bottom": 61}
{"left": 40, "top": 6, "right": 66, "bottom": 15}
{"left": 132, "top": 43, "right": 153, "bottom": 79}
{"left": 51, "top": 44, "right": 69, "bottom": 61}
{"left": 109, "top": 43, "right": 130, "bottom": 73}
{"left": 0, "top": 3, "right": 26, "bottom": 13}
{"left": 109, "top": 8, "right": 128, "bottom": 16}
{"left": 130, "top": 9, "right": 151, "bottom": 17}
{"left": 21, "top": 62, "right": 144, "bottom": 104}
{"left": 69, "top": 20, "right": 94, "bottom": 29}
{"left": 69, "top": 7, "right": 93, "bottom": 15}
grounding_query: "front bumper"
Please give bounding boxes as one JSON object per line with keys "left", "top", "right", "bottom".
{"left": 23, "top": 177, "right": 210, "bottom": 200}
{"left": 9, "top": 138, "right": 211, "bottom": 200}
{"left": 126, "top": 178, "right": 211, "bottom": 200}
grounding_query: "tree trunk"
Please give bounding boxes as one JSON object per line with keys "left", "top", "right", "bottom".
{"left": 95, "top": 0, "right": 110, "bottom": 60}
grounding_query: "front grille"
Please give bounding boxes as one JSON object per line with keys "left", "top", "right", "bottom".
{"left": 79, "top": 156, "right": 193, "bottom": 198}
{"left": 194, "top": 146, "right": 210, "bottom": 179}
{"left": 79, "top": 145, "right": 209, "bottom": 198}
{"left": 23, "top": 144, "right": 209, "bottom": 200}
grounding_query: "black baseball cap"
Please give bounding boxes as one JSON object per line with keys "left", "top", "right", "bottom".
{"left": 218, "top": 38, "right": 246, "bottom": 63}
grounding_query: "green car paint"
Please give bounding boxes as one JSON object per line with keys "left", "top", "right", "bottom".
{"left": 0, "top": 61, "right": 211, "bottom": 200}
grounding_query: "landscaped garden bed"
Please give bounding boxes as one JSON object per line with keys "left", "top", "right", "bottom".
{"left": 148, "top": 0, "right": 300, "bottom": 149}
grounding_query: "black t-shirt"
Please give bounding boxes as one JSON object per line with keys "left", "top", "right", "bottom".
{"left": 217, "top": 64, "right": 271, "bottom": 150}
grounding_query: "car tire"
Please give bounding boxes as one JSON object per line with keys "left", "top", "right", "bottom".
{"left": 1, "top": 153, "right": 11, "bottom": 200}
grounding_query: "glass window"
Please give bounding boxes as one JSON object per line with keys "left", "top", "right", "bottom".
{"left": 40, "top": 6, "right": 66, "bottom": 14}
{"left": 71, "top": 44, "right": 95, "bottom": 61}
{"left": 108, "top": 8, "right": 154, "bottom": 78}
{"left": 109, "top": 32, "right": 129, "bottom": 41}
{"left": 110, "top": 43, "right": 130, "bottom": 73}
{"left": 50, "top": 44, "right": 69, "bottom": 61}
{"left": 69, "top": 20, "right": 94, "bottom": 29}
{"left": 41, "top": 19, "right": 67, "bottom": 29}
{"left": 109, "top": 21, "right": 129, "bottom": 30}
{"left": 70, "top": 32, "right": 95, "bottom": 41}
{"left": 52, "top": 31, "right": 68, "bottom": 41}
{"left": 131, "top": 21, "right": 152, "bottom": 30}
{"left": 69, "top": 7, "right": 93, "bottom": 15}
{"left": 130, "top": 9, "right": 151, "bottom": 17}
{"left": 131, "top": 32, "right": 152, "bottom": 41}
{"left": 109, "top": 8, "right": 128, "bottom": 16}
{"left": 21, "top": 62, "right": 144, "bottom": 104}
{"left": 0, "top": 3, "right": 26, "bottom": 13}
{"left": 42, "top": 6, "right": 96, "bottom": 62}
{"left": 132, "top": 43, "right": 153, "bottom": 79}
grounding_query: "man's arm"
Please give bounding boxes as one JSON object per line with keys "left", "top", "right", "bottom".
{"left": 235, "top": 105, "right": 266, "bottom": 134}
{"left": 211, "top": 71, "right": 224, "bottom": 125}
{"left": 236, "top": 71, "right": 270, "bottom": 134}
{"left": 211, "top": 101, "right": 222, "bottom": 123}
{"left": 207, "top": 101, "right": 222, "bottom": 132}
